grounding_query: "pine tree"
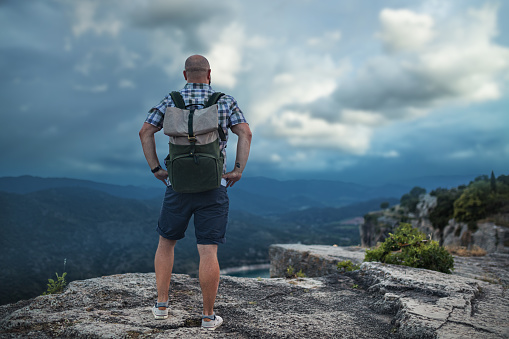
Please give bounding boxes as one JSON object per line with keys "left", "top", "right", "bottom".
{"left": 491, "top": 170, "right": 497, "bottom": 193}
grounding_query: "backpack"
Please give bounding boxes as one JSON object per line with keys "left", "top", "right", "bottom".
{"left": 163, "top": 91, "right": 227, "bottom": 193}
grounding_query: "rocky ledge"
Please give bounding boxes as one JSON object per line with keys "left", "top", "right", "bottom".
{"left": 270, "top": 244, "right": 509, "bottom": 338}
{"left": 1, "top": 272, "right": 395, "bottom": 338}
{"left": 1, "top": 246, "right": 508, "bottom": 338}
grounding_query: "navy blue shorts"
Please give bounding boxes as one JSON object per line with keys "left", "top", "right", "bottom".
{"left": 156, "top": 186, "right": 229, "bottom": 245}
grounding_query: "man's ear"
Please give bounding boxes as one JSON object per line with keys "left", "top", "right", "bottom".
{"left": 183, "top": 70, "right": 188, "bottom": 81}
{"left": 207, "top": 69, "right": 211, "bottom": 80}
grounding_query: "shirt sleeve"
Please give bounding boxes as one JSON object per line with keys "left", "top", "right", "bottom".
{"left": 144, "top": 94, "right": 173, "bottom": 128}
{"left": 227, "top": 97, "right": 247, "bottom": 128}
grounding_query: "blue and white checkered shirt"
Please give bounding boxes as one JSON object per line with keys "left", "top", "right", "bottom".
{"left": 145, "top": 83, "right": 247, "bottom": 174}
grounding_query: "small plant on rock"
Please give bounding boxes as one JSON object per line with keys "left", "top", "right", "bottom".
{"left": 285, "top": 265, "right": 306, "bottom": 278}
{"left": 336, "top": 260, "right": 361, "bottom": 272}
{"left": 43, "top": 272, "right": 67, "bottom": 295}
{"left": 364, "top": 223, "right": 454, "bottom": 274}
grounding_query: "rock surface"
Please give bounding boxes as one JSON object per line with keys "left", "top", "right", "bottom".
{"left": 0, "top": 272, "right": 394, "bottom": 338}
{"left": 269, "top": 244, "right": 365, "bottom": 277}
{"left": 270, "top": 244, "right": 509, "bottom": 338}
{"left": 2, "top": 245, "right": 508, "bottom": 339}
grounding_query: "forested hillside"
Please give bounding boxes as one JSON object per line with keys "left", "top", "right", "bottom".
{"left": 0, "top": 178, "right": 397, "bottom": 305}
{"left": 399, "top": 172, "right": 509, "bottom": 229}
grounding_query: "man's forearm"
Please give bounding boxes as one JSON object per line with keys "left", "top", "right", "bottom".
{"left": 234, "top": 129, "right": 252, "bottom": 173}
{"left": 139, "top": 124, "right": 161, "bottom": 169}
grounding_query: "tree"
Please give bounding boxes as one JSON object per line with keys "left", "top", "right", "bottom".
{"left": 400, "top": 186, "right": 426, "bottom": 213}
{"left": 429, "top": 187, "right": 464, "bottom": 230}
{"left": 491, "top": 171, "right": 497, "bottom": 193}
{"left": 380, "top": 201, "right": 390, "bottom": 210}
{"left": 453, "top": 181, "right": 490, "bottom": 223}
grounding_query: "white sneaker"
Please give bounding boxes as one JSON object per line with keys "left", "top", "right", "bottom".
{"left": 152, "top": 301, "right": 169, "bottom": 320}
{"left": 201, "top": 314, "right": 223, "bottom": 330}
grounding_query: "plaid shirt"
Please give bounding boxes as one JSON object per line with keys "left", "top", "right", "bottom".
{"left": 145, "top": 83, "right": 247, "bottom": 173}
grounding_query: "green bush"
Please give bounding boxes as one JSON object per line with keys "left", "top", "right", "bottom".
{"left": 337, "top": 260, "right": 361, "bottom": 272}
{"left": 364, "top": 223, "right": 454, "bottom": 274}
{"left": 42, "top": 272, "right": 67, "bottom": 295}
{"left": 285, "top": 265, "right": 306, "bottom": 278}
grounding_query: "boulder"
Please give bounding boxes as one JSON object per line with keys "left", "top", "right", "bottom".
{"left": 269, "top": 244, "right": 365, "bottom": 277}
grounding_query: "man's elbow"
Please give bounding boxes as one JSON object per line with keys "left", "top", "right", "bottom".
{"left": 139, "top": 123, "right": 157, "bottom": 140}
{"left": 239, "top": 124, "right": 252, "bottom": 143}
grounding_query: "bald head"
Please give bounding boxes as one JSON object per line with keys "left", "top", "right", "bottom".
{"left": 184, "top": 55, "right": 211, "bottom": 83}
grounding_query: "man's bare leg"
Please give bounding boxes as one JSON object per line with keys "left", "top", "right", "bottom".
{"left": 197, "top": 244, "right": 220, "bottom": 317}
{"left": 155, "top": 236, "right": 177, "bottom": 306}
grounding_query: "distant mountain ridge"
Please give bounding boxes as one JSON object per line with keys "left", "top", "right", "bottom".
{"left": 0, "top": 175, "right": 409, "bottom": 214}
{"left": 0, "top": 175, "right": 162, "bottom": 200}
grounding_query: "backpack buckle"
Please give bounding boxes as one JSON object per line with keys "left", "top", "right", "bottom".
{"left": 188, "top": 135, "right": 196, "bottom": 143}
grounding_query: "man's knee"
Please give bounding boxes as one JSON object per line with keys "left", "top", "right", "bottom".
{"left": 197, "top": 244, "right": 218, "bottom": 257}
{"left": 158, "top": 236, "right": 177, "bottom": 248}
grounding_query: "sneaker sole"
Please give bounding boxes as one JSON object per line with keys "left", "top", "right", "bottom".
{"left": 153, "top": 314, "right": 168, "bottom": 320}
{"left": 152, "top": 308, "right": 168, "bottom": 320}
{"left": 202, "top": 317, "right": 223, "bottom": 330}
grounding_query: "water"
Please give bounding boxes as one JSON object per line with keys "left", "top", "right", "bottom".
{"left": 225, "top": 268, "right": 270, "bottom": 278}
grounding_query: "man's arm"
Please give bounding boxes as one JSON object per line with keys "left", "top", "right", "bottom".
{"left": 222, "top": 123, "right": 252, "bottom": 188}
{"left": 139, "top": 122, "right": 168, "bottom": 185}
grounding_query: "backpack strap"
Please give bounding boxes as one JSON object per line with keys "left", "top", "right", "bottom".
{"left": 205, "top": 92, "right": 224, "bottom": 108}
{"left": 205, "top": 92, "right": 227, "bottom": 142}
{"left": 170, "top": 91, "right": 186, "bottom": 109}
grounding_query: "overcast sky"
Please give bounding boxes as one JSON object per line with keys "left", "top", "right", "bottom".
{"left": 1, "top": 0, "right": 508, "bottom": 187}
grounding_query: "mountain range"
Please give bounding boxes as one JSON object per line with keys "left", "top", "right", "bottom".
{"left": 0, "top": 174, "right": 472, "bottom": 305}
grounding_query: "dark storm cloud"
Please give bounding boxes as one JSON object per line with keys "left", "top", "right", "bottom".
{"left": 127, "top": 0, "right": 235, "bottom": 52}
{"left": 0, "top": 0, "right": 508, "bottom": 186}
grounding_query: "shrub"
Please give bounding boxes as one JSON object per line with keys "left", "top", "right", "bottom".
{"left": 337, "top": 260, "right": 361, "bottom": 272}
{"left": 43, "top": 272, "right": 67, "bottom": 295}
{"left": 285, "top": 265, "right": 306, "bottom": 278}
{"left": 364, "top": 223, "right": 454, "bottom": 274}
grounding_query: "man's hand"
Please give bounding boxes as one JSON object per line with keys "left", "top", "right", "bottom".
{"left": 224, "top": 123, "right": 252, "bottom": 188}
{"left": 139, "top": 122, "right": 168, "bottom": 186}
{"left": 222, "top": 170, "right": 242, "bottom": 188}
{"left": 154, "top": 169, "right": 169, "bottom": 186}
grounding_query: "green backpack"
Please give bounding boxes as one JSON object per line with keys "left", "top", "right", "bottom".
{"left": 163, "top": 91, "right": 226, "bottom": 193}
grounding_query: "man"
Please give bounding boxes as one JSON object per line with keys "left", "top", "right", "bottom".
{"left": 139, "top": 55, "right": 252, "bottom": 330}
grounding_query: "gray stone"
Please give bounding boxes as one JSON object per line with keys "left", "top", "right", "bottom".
{"left": 0, "top": 272, "right": 394, "bottom": 338}
{"left": 2, "top": 245, "right": 508, "bottom": 338}
{"left": 270, "top": 244, "right": 509, "bottom": 339}
{"left": 269, "top": 244, "right": 365, "bottom": 277}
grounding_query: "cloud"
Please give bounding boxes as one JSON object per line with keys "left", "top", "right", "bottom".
{"left": 118, "top": 79, "right": 136, "bottom": 89}
{"left": 207, "top": 23, "right": 245, "bottom": 88}
{"left": 128, "top": 0, "right": 231, "bottom": 30}
{"left": 71, "top": 1, "right": 122, "bottom": 37}
{"left": 307, "top": 30, "right": 342, "bottom": 47}
{"left": 333, "top": 3, "right": 509, "bottom": 114}
{"left": 127, "top": 0, "right": 235, "bottom": 53}
{"left": 73, "top": 84, "right": 109, "bottom": 93}
{"left": 264, "top": 110, "right": 372, "bottom": 154}
{"left": 378, "top": 9, "right": 435, "bottom": 52}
